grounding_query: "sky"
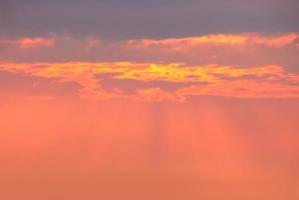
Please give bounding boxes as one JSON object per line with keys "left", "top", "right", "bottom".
{"left": 0, "top": 0, "right": 299, "bottom": 200}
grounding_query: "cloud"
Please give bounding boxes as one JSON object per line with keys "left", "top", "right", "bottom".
{"left": 177, "top": 80, "right": 299, "bottom": 99}
{"left": 1, "top": 62, "right": 298, "bottom": 102}
{"left": 0, "top": 33, "right": 298, "bottom": 101}
{"left": 0, "top": 69, "right": 80, "bottom": 101}
{"left": 127, "top": 33, "right": 298, "bottom": 49}
{"left": 136, "top": 88, "right": 178, "bottom": 102}
{"left": 0, "top": 32, "right": 298, "bottom": 72}
{"left": 2, "top": 37, "right": 55, "bottom": 49}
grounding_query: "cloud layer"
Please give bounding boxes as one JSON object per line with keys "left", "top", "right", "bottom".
{"left": 1, "top": 62, "right": 299, "bottom": 102}
{"left": 1, "top": 32, "right": 298, "bottom": 102}
{"left": 1, "top": 32, "right": 299, "bottom": 71}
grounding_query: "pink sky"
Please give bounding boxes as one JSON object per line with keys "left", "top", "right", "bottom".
{"left": 1, "top": 1, "right": 299, "bottom": 199}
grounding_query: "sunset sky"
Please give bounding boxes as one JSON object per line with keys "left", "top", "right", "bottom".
{"left": 1, "top": 0, "right": 299, "bottom": 200}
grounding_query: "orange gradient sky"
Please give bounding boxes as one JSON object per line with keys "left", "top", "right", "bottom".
{"left": 1, "top": 0, "right": 299, "bottom": 199}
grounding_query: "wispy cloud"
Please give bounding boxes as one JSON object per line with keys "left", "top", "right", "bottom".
{"left": 127, "top": 33, "right": 298, "bottom": 49}
{"left": 2, "top": 37, "right": 55, "bottom": 49}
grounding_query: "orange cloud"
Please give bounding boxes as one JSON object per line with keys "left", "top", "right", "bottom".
{"left": 18, "top": 38, "right": 55, "bottom": 48}
{"left": 127, "top": 34, "right": 247, "bottom": 50}
{"left": 177, "top": 80, "right": 299, "bottom": 99}
{"left": 1, "top": 62, "right": 298, "bottom": 101}
{"left": 288, "top": 74, "right": 299, "bottom": 83}
{"left": 127, "top": 33, "right": 298, "bottom": 50}
{"left": 249, "top": 33, "right": 298, "bottom": 47}
{"left": 136, "top": 88, "right": 178, "bottom": 102}
{"left": 1, "top": 33, "right": 298, "bottom": 70}
{"left": 3, "top": 37, "right": 56, "bottom": 49}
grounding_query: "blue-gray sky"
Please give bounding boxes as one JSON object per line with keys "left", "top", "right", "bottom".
{"left": 1, "top": 0, "right": 298, "bottom": 39}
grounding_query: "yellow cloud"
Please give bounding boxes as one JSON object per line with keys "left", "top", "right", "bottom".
{"left": 1, "top": 62, "right": 298, "bottom": 101}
